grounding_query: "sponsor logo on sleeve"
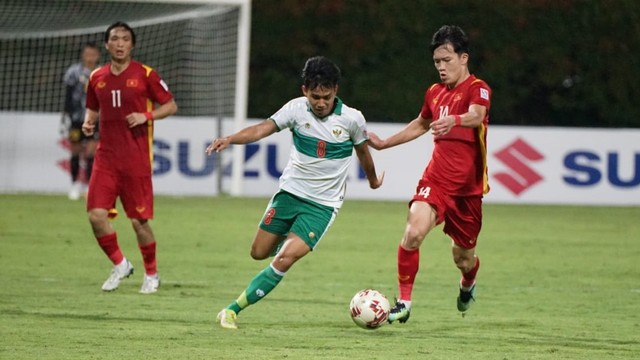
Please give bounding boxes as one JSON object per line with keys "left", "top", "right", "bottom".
{"left": 480, "top": 88, "right": 489, "bottom": 100}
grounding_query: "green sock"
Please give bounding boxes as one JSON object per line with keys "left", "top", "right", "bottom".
{"left": 227, "top": 265, "right": 284, "bottom": 315}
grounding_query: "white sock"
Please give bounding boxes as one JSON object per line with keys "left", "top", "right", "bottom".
{"left": 399, "top": 300, "right": 412, "bottom": 309}
{"left": 116, "top": 258, "right": 128, "bottom": 269}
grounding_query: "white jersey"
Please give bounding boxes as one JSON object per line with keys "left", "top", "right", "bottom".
{"left": 270, "top": 96, "right": 368, "bottom": 208}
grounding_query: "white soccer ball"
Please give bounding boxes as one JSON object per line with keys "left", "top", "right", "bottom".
{"left": 349, "top": 289, "right": 390, "bottom": 329}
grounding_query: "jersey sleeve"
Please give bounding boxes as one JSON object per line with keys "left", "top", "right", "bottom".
{"left": 147, "top": 70, "right": 174, "bottom": 105}
{"left": 468, "top": 79, "right": 491, "bottom": 110}
{"left": 349, "top": 110, "right": 368, "bottom": 146}
{"left": 85, "top": 73, "right": 99, "bottom": 111}
{"left": 419, "top": 85, "right": 436, "bottom": 120}
{"left": 269, "top": 99, "right": 297, "bottom": 131}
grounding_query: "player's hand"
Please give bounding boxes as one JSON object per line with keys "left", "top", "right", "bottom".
{"left": 126, "top": 113, "right": 148, "bottom": 128}
{"left": 369, "top": 171, "right": 385, "bottom": 189}
{"left": 430, "top": 116, "right": 455, "bottom": 137}
{"left": 367, "top": 131, "right": 385, "bottom": 150}
{"left": 82, "top": 120, "right": 95, "bottom": 136}
{"left": 206, "top": 137, "right": 231, "bottom": 155}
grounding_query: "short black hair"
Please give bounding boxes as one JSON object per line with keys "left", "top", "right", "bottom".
{"left": 82, "top": 42, "right": 99, "bottom": 50}
{"left": 301, "top": 56, "right": 341, "bottom": 90}
{"left": 429, "top": 25, "right": 469, "bottom": 55}
{"left": 104, "top": 21, "right": 136, "bottom": 45}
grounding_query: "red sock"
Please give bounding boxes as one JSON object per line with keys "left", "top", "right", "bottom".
{"left": 139, "top": 242, "right": 157, "bottom": 275}
{"left": 397, "top": 245, "right": 420, "bottom": 301}
{"left": 461, "top": 256, "right": 480, "bottom": 288}
{"left": 97, "top": 232, "right": 124, "bottom": 265}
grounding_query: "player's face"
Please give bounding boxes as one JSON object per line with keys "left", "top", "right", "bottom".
{"left": 106, "top": 27, "right": 134, "bottom": 63}
{"left": 433, "top": 43, "right": 468, "bottom": 88}
{"left": 302, "top": 85, "right": 338, "bottom": 118}
{"left": 82, "top": 47, "right": 101, "bottom": 69}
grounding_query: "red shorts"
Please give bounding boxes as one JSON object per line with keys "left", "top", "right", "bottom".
{"left": 87, "top": 169, "right": 154, "bottom": 219}
{"left": 410, "top": 180, "right": 482, "bottom": 249}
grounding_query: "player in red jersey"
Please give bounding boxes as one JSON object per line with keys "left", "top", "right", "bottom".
{"left": 368, "top": 25, "right": 491, "bottom": 321}
{"left": 82, "top": 21, "right": 177, "bottom": 294}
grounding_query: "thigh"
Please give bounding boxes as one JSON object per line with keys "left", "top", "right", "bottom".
{"left": 443, "top": 196, "right": 483, "bottom": 249}
{"left": 259, "top": 191, "right": 337, "bottom": 251}
{"left": 289, "top": 197, "right": 336, "bottom": 251}
{"left": 251, "top": 227, "right": 286, "bottom": 259}
{"left": 119, "top": 175, "right": 154, "bottom": 219}
{"left": 258, "top": 191, "right": 296, "bottom": 237}
{"left": 410, "top": 179, "right": 453, "bottom": 225}
{"left": 86, "top": 170, "right": 118, "bottom": 212}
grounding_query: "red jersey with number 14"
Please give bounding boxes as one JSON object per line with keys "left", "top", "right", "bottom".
{"left": 86, "top": 60, "right": 173, "bottom": 177}
{"left": 419, "top": 75, "right": 491, "bottom": 196}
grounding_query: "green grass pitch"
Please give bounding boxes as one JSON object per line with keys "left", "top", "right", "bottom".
{"left": 1, "top": 194, "right": 639, "bottom": 359}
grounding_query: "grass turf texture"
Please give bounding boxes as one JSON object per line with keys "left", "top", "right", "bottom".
{"left": 1, "top": 194, "right": 639, "bottom": 359}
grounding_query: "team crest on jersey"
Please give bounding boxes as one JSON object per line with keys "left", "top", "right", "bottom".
{"left": 304, "top": 123, "right": 311, "bottom": 129}
{"left": 453, "top": 93, "right": 462, "bottom": 102}
{"left": 332, "top": 128, "right": 343, "bottom": 138}
{"left": 126, "top": 79, "right": 139, "bottom": 87}
{"left": 97, "top": 81, "right": 106, "bottom": 88}
{"left": 432, "top": 96, "right": 439, "bottom": 105}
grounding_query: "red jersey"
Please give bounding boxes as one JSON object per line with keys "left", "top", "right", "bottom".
{"left": 86, "top": 60, "right": 173, "bottom": 176}
{"left": 419, "top": 75, "right": 491, "bottom": 196}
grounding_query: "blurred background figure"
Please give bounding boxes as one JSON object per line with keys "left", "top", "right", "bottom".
{"left": 62, "top": 42, "right": 101, "bottom": 200}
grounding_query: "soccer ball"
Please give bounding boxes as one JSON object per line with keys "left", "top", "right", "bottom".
{"left": 349, "top": 289, "right": 390, "bottom": 329}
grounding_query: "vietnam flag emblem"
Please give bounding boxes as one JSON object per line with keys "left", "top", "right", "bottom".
{"left": 126, "top": 79, "right": 139, "bottom": 87}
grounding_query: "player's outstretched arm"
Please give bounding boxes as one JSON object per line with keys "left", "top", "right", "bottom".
{"left": 82, "top": 109, "right": 99, "bottom": 136}
{"left": 354, "top": 142, "right": 384, "bottom": 189}
{"left": 206, "top": 119, "right": 278, "bottom": 155}
{"left": 367, "top": 115, "right": 430, "bottom": 151}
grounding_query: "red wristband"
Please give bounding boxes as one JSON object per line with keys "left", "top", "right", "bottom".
{"left": 454, "top": 115, "right": 462, "bottom": 126}
{"left": 144, "top": 112, "right": 154, "bottom": 121}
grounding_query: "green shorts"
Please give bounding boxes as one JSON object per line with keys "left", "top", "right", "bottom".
{"left": 259, "top": 190, "right": 338, "bottom": 251}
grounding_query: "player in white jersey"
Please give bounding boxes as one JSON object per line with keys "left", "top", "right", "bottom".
{"left": 207, "top": 56, "right": 384, "bottom": 329}
{"left": 272, "top": 96, "right": 369, "bottom": 208}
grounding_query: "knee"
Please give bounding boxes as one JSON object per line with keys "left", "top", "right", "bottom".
{"left": 87, "top": 210, "right": 110, "bottom": 236}
{"left": 453, "top": 254, "right": 475, "bottom": 273}
{"left": 402, "top": 227, "right": 425, "bottom": 250}
{"left": 272, "top": 252, "right": 298, "bottom": 272}
{"left": 87, "top": 210, "right": 106, "bottom": 226}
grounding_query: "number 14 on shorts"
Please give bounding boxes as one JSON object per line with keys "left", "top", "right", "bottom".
{"left": 418, "top": 186, "right": 431, "bottom": 198}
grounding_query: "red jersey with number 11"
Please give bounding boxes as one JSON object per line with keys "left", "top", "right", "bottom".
{"left": 419, "top": 75, "right": 491, "bottom": 196}
{"left": 86, "top": 60, "right": 173, "bottom": 177}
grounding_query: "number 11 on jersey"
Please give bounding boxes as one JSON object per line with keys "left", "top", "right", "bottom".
{"left": 111, "top": 90, "right": 121, "bottom": 108}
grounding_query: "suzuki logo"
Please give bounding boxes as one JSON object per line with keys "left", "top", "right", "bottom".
{"left": 493, "top": 138, "right": 544, "bottom": 195}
